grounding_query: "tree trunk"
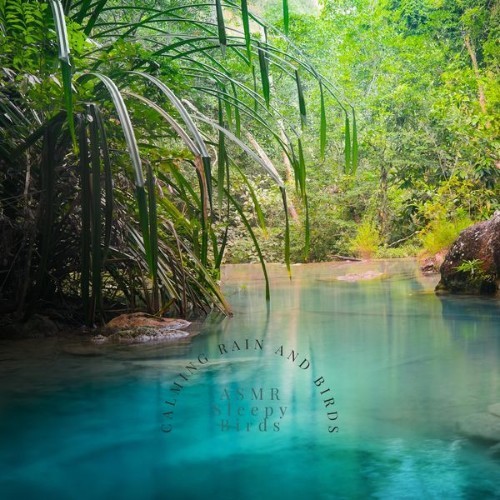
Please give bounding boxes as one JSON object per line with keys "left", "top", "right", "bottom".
{"left": 463, "top": 32, "right": 487, "bottom": 114}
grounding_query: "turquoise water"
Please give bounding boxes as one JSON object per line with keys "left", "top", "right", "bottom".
{"left": 1, "top": 261, "right": 499, "bottom": 499}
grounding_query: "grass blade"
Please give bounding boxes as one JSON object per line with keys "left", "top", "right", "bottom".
{"left": 295, "top": 69, "right": 307, "bottom": 129}
{"left": 319, "top": 80, "right": 327, "bottom": 160}
{"left": 352, "top": 108, "right": 358, "bottom": 174}
{"left": 241, "top": 0, "right": 252, "bottom": 62}
{"left": 217, "top": 97, "right": 226, "bottom": 212}
{"left": 47, "top": 0, "right": 75, "bottom": 147}
{"left": 283, "top": 0, "right": 289, "bottom": 35}
{"left": 280, "top": 187, "right": 291, "bottom": 278}
{"left": 215, "top": 0, "right": 227, "bottom": 56}
{"left": 258, "top": 43, "right": 270, "bottom": 107}
{"left": 226, "top": 189, "right": 270, "bottom": 301}
{"left": 344, "top": 112, "right": 351, "bottom": 174}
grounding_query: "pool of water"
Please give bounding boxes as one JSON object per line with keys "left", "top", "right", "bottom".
{"left": 1, "top": 260, "right": 499, "bottom": 499}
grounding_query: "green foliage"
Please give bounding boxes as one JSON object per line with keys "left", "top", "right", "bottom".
{"left": 455, "top": 259, "right": 485, "bottom": 279}
{"left": 419, "top": 216, "right": 472, "bottom": 256}
{"left": 0, "top": 0, "right": 355, "bottom": 324}
{"left": 349, "top": 220, "right": 381, "bottom": 259}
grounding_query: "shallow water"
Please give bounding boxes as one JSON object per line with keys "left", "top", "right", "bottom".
{"left": 1, "top": 260, "right": 499, "bottom": 499}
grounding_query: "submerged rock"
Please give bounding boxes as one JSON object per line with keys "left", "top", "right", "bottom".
{"left": 336, "top": 270, "right": 385, "bottom": 282}
{"left": 90, "top": 312, "right": 192, "bottom": 344}
{"left": 436, "top": 211, "right": 500, "bottom": 295}
{"left": 457, "top": 412, "right": 500, "bottom": 443}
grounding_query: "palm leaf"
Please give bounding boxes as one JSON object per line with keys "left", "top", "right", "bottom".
{"left": 215, "top": 0, "right": 227, "bottom": 56}
{"left": 48, "top": 0, "right": 75, "bottom": 147}
{"left": 295, "top": 69, "right": 307, "bottom": 129}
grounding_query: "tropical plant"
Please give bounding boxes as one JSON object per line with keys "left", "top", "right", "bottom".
{"left": 0, "top": 0, "right": 355, "bottom": 325}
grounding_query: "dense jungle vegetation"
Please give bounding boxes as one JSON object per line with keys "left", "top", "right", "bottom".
{"left": 0, "top": 0, "right": 498, "bottom": 325}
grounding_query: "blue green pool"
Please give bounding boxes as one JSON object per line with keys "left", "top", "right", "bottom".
{"left": 1, "top": 260, "right": 499, "bottom": 499}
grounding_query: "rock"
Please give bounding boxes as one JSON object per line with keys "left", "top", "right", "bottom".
{"left": 489, "top": 442, "right": 500, "bottom": 458}
{"left": 91, "top": 312, "right": 192, "bottom": 344}
{"left": 419, "top": 250, "right": 447, "bottom": 274}
{"left": 488, "top": 403, "right": 500, "bottom": 418}
{"left": 106, "top": 312, "right": 190, "bottom": 331}
{"left": 436, "top": 211, "right": 500, "bottom": 294}
{"left": 337, "top": 271, "right": 384, "bottom": 282}
{"left": 457, "top": 412, "right": 500, "bottom": 443}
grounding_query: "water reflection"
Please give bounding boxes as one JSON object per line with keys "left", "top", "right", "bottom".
{"left": 0, "top": 260, "right": 499, "bottom": 499}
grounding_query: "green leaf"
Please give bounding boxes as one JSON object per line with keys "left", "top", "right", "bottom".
{"left": 241, "top": 0, "right": 252, "bottom": 62}
{"left": 297, "top": 138, "right": 306, "bottom": 196}
{"left": 319, "top": 80, "right": 327, "bottom": 160}
{"left": 283, "top": 0, "right": 289, "bottom": 35}
{"left": 351, "top": 108, "right": 358, "bottom": 174}
{"left": 226, "top": 189, "right": 271, "bottom": 301}
{"left": 280, "top": 187, "right": 291, "bottom": 279}
{"left": 258, "top": 43, "right": 270, "bottom": 107}
{"left": 295, "top": 69, "right": 307, "bottom": 129}
{"left": 215, "top": 0, "right": 227, "bottom": 56}
{"left": 47, "top": 0, "right": 75, "bottom": 147}
{"left": 217, "top": 97, "right": 226, "bottom": 212}
{"left": 344, "top": 113, "right": 351, "bottom": 174}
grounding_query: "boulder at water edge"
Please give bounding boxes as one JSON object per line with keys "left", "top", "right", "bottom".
{"left": 436, "top": 211, "right": 500, "bottom": 295}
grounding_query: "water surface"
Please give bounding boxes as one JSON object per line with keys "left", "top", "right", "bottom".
{"left": 1, "top": 260, "right": 499, "bottom": 499}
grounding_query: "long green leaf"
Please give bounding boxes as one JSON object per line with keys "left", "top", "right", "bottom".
{"left": 352, "top": 108, "right": 358, "bottom": 174}
{"left": 241, "top": 0, "right": 252, "bottom": 62}
{"left": 258, "top": 43, "right": 270, "bottom": 107}
{"left": 128, "top": 71, "right": 212, "bottom": 201}
{"left": 215, "top": 0, "right": 227, "bottom": 56}
{"left": 319, "top": 80, "right": 327, "bottom": 160}
{"left": 48, "top": 0, "right": 75, "bottom": 147}
{"left": 225, "top": 189, "right": 271, "bottom": 301}
{"left": 183, "top": 100, "right": 284, "bottom": 188}
{"left": 217, "top": 97, "right": 226, "bottom": 212}
{"left": 295, "top": 69, "right": 307, "bottom": 129}
{"left": 280, "top": 187, "right": 291, "bottom": 279}
{"left": 344, "top": 113, "right": 351, "bottom": 174}
{"left": 283, "top": 0, "right": 289, "bottom": 35}
{"left": 77, "top": 72, "right": 152, "bottom": 273}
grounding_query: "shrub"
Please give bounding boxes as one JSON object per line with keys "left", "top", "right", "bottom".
{"left": 419, "top": 216, "right": 472, "bottom": 255}
{"left": 349, "top": 220, "right": 381, "bottom": 259}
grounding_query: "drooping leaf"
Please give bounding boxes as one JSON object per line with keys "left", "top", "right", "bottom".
{"left": 283, "top": 0, "right": 289, "bottom": 35}
{"left": 77, "top": 72, "right": 152, "bottom": 273}
{"left": 47, "top": 0, "right": 75, "bottom": 147}
{"left": 241, "top": 0, "right": 252, "bottom": 62}
{"left": 215, "top": 0, "right": 227, "bottom": 56}
{"left": 280, "top": 187, "right": 291, "bottom": 279}
{"left": 217, "top": 97, "right": 226, "bottom": 212}
{"left": 319, "top": 80, "right": 327, "bottom": 160}
{"left": 258, "top": 43, "right": 270, "bottom": 107}
{"left": 352, "top": 108, "right": 358, "bottom": 174}
{"left": 295, "top": 69, "right": 307, "bottom": 129}
{"left": 344, "top": 112, "right": 351, "bottom": 174}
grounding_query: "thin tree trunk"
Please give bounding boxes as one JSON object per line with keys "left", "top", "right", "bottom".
{"left": 464, "top": 33, "right": 487, "bottom": 114}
